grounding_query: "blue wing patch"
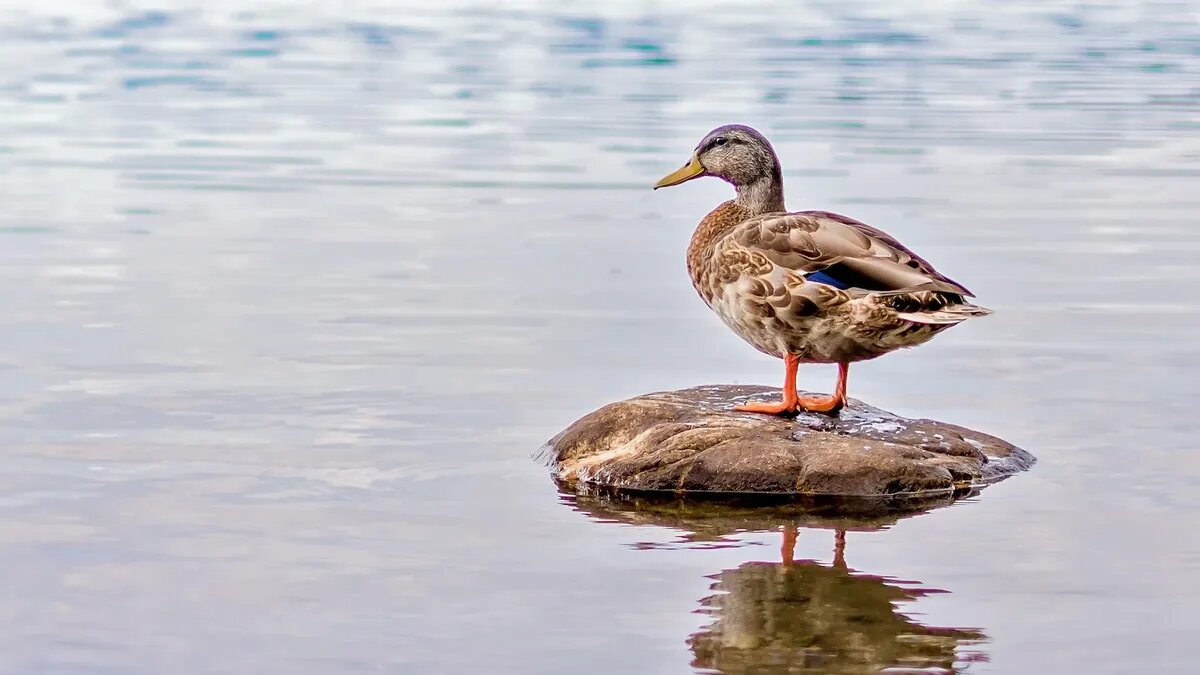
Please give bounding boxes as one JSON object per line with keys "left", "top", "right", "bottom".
{"left": 805, "top": 270, "right": 851, "bottom": 289}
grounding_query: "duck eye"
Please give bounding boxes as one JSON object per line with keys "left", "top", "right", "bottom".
{"left": 714, "top": 138, "right": 728, "bottom": 147}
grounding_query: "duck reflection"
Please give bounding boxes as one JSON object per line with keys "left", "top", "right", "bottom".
{"left": 567, "top": 488, "right": 988, "bottom": 674}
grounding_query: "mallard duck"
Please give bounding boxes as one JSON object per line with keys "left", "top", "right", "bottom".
{"left": 654, "top": 124, "right": 990, "bottom": 415}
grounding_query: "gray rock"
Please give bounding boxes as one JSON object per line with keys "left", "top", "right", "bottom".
{"left": 544, "top": 385, "right": 1034, "bottom": 497}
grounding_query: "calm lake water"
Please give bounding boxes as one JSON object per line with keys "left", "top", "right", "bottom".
{"left": 1, "top": 1, "right": 1198, "bottom": 673}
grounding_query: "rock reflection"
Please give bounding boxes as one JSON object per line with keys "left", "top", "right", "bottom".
{"left": 568, "top": 489, "right": 988, "bottom": 674}
{"left": 691, "top": 531, "right": 986, "bottom": 674}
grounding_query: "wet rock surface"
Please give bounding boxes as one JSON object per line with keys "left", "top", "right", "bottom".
{"left": 544, "top": 385, "right": 1035, "bottom": 497}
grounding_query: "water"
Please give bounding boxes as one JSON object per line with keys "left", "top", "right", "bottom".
{"left": 0, "top": 1, "right": 1197, "bottom": 672}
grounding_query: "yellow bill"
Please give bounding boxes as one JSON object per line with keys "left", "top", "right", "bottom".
{"left": 653, "top": 153, "right": 705, "bottom": 189}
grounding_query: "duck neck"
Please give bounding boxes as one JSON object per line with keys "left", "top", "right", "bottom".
{"left": 734, "top": 166, "right": 785, "bottom": 216}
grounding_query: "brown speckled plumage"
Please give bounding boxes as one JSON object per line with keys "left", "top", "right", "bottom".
{"left": 661, "top": 124, "right": 990, "bottom": 369}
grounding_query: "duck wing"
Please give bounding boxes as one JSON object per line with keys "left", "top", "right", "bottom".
{"left": 729, "top": 210, "right": 974, "bottom": 297}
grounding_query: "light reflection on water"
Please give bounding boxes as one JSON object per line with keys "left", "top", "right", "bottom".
{"left": 0, "top": 1, "right": 1198, "bottom": 673}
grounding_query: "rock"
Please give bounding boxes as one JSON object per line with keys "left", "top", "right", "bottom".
{"left": 544, "top": 385, "right": 1034, "bottom": 497}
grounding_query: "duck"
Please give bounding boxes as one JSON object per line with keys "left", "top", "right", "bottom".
{"left": 654, "top": 124, "right": 990, "bottom": 416}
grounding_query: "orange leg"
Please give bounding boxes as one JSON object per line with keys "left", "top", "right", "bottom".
{"left": 735, "top": 354, "right": 800, "bottom": 415}
{"left": 781, "top": 525, "right": 797, "bottom": 567}
{"left": 797, "top": 361, "right": 849, "bottom": 414}
{"left": 735, "top": 358, "right": 849, "bottom": 416}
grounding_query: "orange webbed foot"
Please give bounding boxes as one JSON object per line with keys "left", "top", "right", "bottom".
{"left": 797, "top": 395, "right": 845, "bottom": 414}
{"left": 733, "top": 399, "right": 800, "bottom": 416}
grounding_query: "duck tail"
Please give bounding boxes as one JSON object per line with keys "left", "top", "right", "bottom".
{"left": 895, "top": 301, "right": 992, "bottom": 325}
